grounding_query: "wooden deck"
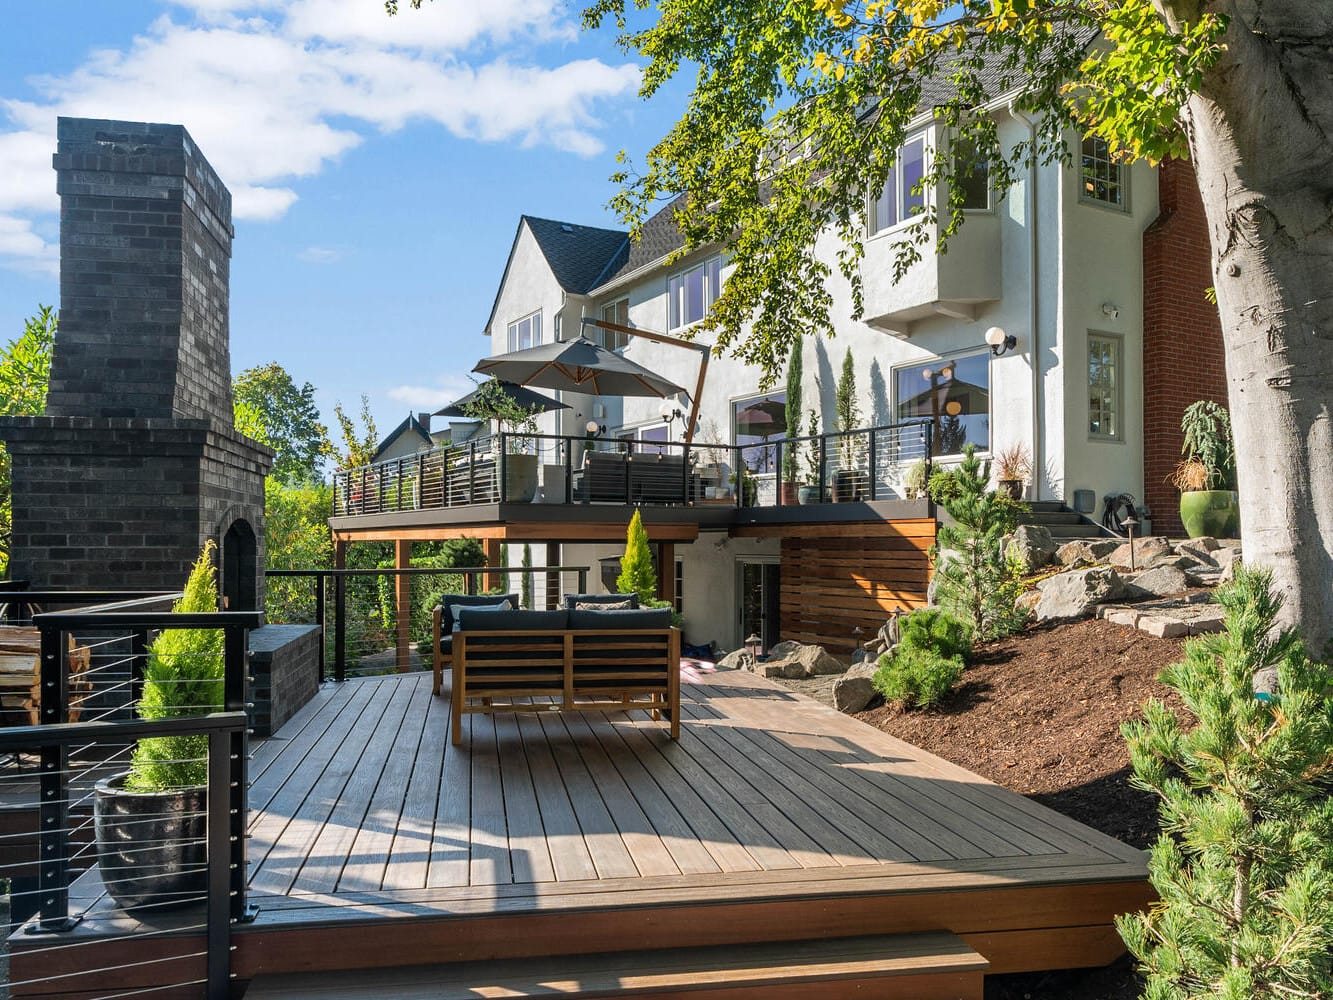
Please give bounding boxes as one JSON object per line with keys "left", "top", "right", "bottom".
{"left": 10, "top": 665, "right": 1151, "bottom": 997}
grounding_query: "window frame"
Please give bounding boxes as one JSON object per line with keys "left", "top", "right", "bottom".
{"left": 667, "top": 255, "right": 723, "bottom": 331}
{"left": 867, "top": 131, "right": 930, "bottom": 237}
{"left": 506, "top": 309, "right": 542, "bottom": 353}
{"left": 889, "top": 348, "right": 993, "bottom": 459}
{"left": 597, "top": 297, "right": 631, "bottom": 352}
{"left": 952, "top": 135, "right": 993, "bottom": 213}
{"left": 731, "top": 390, "right": 788, "bottom": 475}
{"left": 1079, "top": 135, "right": 1129, "bottom": 212}
{"left": 1087, "top": 331, "right": 1124, "bottom": 442}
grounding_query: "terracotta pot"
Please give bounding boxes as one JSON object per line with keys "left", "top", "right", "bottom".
{"left": 779, "top": 481, "right": 800, "bottom": 505}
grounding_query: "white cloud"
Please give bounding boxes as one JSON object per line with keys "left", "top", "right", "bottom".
{"left": 297, "top": 245, "right": 342, "bottom": 264}
{"left": 0, "top": 4, "right": 641, "bottom": 268}
{"left": 387, "top": 373, "right": 479, "bottom": 411}
{"left": 0, "top": 214, "right": 58, "bottom": 275}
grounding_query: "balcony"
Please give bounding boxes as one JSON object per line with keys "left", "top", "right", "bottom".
{"left": 860, "top": 213, "right": 1002, "bottom": 337}
{"left": 330, "top": 423, "right": 936, "bottom": 521}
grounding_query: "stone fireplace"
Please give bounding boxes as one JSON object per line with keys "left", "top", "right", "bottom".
{"left": 0, "top": 117, "right": 272, "bottom": 597}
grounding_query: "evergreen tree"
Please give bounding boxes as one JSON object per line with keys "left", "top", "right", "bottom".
{"left": 616, "top": 510, "right": 656, "bottom": 604}
{"left": 521, "top": 543, "right": 533, "bottom": 609}
{"left": 929, "top": 445, "right": 1024, "bottom": 639}
{"left": 782, "top": 333, "right": 803, "bottom": 483}
{"left": 1119, "top": 568, "right": 1333, "bottom": 999}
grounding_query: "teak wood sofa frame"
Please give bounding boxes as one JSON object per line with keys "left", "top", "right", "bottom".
{"left": 450, "top": 626, "right": 681, "bottom": 745}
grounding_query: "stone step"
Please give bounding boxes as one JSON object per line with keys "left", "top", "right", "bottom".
{"left": 244, "top": 932, "right": 990, "bottom": 1000}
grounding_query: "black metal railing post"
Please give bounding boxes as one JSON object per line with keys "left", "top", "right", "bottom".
{"left": 314, "top": 572, "right": 326, "bottom": 683}
{"left": 499, "top": 433, "right": 509, "bottom": 503}
{"left": 130, "top": 629, "right": 149, "bottom": 706}
{"left": 564, "top": 438, "right": 573, "bottom": 502}
{"left": 334, "top": 572, "right": 347, "bottom": 683}
{"left": 868, "top": 428, "right": 878, "bottom": 501}
{"left": 36, "top": 624, "right": 76, "bottom": 931}
{"left": 206, "top": 726, "right": 231, "bottom": 1000}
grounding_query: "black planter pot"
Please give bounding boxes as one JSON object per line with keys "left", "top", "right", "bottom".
{"left": 94, "top": 772, "right": 207, "bottom": 911}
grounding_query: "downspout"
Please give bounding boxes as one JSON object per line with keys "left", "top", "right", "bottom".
{"left": 1009, "top": 101, "right": 1042, "bottom": 499}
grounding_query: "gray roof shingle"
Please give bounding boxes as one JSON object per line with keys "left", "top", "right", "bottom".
{"left": 523, "top": 215, "right": 629, "bottom": 294}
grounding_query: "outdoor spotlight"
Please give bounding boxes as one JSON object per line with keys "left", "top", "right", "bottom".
{"left": 1101, "top": 302, "right": 1120, "bottom": 319}
{"left": 985, "top": 326, "right": 1017, "bottom": 357}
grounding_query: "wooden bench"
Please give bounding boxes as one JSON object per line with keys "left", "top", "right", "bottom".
{"left": 0, "top": 626, "right": 92, "bottom": 725}
{"left": 450, "top": 609, "right": 680, "bottom": 745}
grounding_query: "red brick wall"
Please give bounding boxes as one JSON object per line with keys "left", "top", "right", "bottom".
{"left": 1142, "top": 158, "right": 1228, "bottom": 537}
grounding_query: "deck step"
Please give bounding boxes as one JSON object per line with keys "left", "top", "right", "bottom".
{"left": 243, "top": 931, "right": 989, "bottom": 1000}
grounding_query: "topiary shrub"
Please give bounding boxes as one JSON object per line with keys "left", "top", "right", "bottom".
{"left": 1118, "top": 566, "right": 1333, "bottom": 998}
{"left": 125, "top": 543, "right": 223, "bottom": 791}
{"left": 617, "top": 509, "right": 657, "bottom": 604}
{"left": 873, "top": 645, "right": 964, "bottom": 710}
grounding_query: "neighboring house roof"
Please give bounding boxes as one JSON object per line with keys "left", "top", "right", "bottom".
{"left": 371, "top": 413, "right": 433, "bottom": 463}
{"left": 483, "top": 216, "right": 629, "bottom": 336}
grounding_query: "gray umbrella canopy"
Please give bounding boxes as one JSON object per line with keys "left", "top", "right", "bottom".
{"left": 433, "top": 380, "right": 569, "bottom": 418}
{"left": 473, "top": 337, "right": 688, "bottom": 399}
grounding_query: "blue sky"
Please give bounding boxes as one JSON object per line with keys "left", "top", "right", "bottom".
{"left": 0, "top": 0, "right": 684, "bottom": 440}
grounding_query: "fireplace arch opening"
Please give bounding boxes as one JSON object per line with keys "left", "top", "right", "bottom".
{"left": 221, "top": 519, "right": 258, "bottom": 612}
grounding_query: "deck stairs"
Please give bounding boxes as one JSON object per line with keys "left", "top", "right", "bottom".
{"left": 243, "top": 931, "right": 989, "bottom": 1000}
{"left": 1017, "top": 500, "right": 1116, "bottom": 540}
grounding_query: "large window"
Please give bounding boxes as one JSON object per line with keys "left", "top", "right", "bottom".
{"left": 1080, "top": 135, "right": 1126, "bottom": 209}
{"left": 1088, "top": 333, "right": 1122, "bottom": 439}
{"left": 597, "top": 298, "right": 631, "bottom": 351}
{"left": 733, "top": 392, "right": 787, "bottom": 474}
{"left": 869, "top": 134, "right": 927, "bottom": 235}
{"left": 953, "top": 138, "right": 991, "bottom": 211}
{"left": 894, "top": 352, "right": 990, "bottom": 456}
{"left": 507, "top": 310, "right": 541, "bottom": 352}
{"left": 668, "top": 256, "right": 722, "bottom": 330}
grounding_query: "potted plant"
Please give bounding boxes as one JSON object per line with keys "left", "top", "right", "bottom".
{"left": 730, "top": 468, "right": 758, "bottom": 506}
{"left": 780, "top": 334, "right": 803, "bottom": 505}
{"left": 94, "top": 543, "right": 224, "bottom": 911}
{"left": 903, "top": 458, "right": 929, "bottom": 500}
{"left": 1169, "top": 400, "right": 1239, "bottom": 538}
{"left": 992, "top": 442, "right": 1031, "bottom": 500}
{"left": 799, "top": 407, "right": 822, "bottom": 504}
{"left": 831, "top": 349, "right": 864, "bottom": 501}
{"left": 462, "top": 379, "right": 541, "bottom": 502}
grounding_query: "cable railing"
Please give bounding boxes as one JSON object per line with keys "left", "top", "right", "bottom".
{"left": 331, "top": 420, "right": 935, "bottom": 516}
{"left": 0, "top": 598, "right": 261, "bottom": 1000}
{"left": 264, "top": 564, "right": 591, "bottom": 682}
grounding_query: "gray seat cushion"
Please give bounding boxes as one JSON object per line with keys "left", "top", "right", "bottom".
{"left": 562, "top": 592, "right": 640, "bottom": 610}
{"left": 436, "top": 593, "right": 519, "bottom": 638}
{"left": 567, "top": 608, "right": 671, "bottom": 631}
{"left": 455, "top": 608, "right": 569, "bottom": 632}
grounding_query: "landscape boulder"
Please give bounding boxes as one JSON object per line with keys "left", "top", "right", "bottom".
{"left": 765, "top": 640, "right": 804, "bottom": 662}
{"left": 1006, "top": 525, "right": 1058, "bottom": 571}
{"left": 1212, "top": 546, "right": 1242, "bottom": 570}
{"left": 717, "top": 648, "right": 756, "bottom": 672}
{"left": 1035, "top": 567, "right": 1128, "bottom": 622}
{"left": 833, "top": 661, "right": 880, "bottom": 714}
{"left": 1056, "top": 538, "right": 1121, "bottom": 568}
{"left": 1109, "top": 536, "right": 1172, "bottom": 569}
{"left": 1175, "top": 540, "right": 1219, "bottom": 565}
{"left": 764, "top": 643, "right": 847, "bottom": 679}
{"left": 1125, "top": 566, "right": 1191, "bottom": 600}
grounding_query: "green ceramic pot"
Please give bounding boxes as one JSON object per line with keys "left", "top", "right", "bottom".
{"left": 1179, "top": 489, "right": 1240, "bottom": 539}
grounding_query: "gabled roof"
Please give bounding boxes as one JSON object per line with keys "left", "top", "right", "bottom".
{"left": 483, "top": 216, "right": 629, "bottom": 335}
{"left": 370, "top": 413, "right": 433, "bottom": 463}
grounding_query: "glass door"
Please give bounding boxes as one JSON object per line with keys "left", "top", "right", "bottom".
{"left": 738, "top": 560, "right": 781, "bottom": 653}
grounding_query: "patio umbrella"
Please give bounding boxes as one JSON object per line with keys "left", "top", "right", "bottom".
{"left": 734, "top": 398, "right": 788, "bottom": 438}
{"left": 433, "top": 380, "right": 569, "bottom": 418}
{"left": 473, "top": 337, "right": 688, "bottom": 399}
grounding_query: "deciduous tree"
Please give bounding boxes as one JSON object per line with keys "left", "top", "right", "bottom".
{"left": 566, "top": 0, "right": 1333, "bottom": 645}
{"left": 233, "top": 362, "right": 331, "bottom": 484}
{"left": 0, "top": 307, "right": 55, "bottom": 576}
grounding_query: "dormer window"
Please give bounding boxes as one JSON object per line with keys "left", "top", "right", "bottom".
{"left": 507, "top": 310, "right": 541, "bottom": 352}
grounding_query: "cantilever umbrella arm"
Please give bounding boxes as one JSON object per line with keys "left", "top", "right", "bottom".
{"left": 580, "top": 317, "right": 711, "bottom": 446}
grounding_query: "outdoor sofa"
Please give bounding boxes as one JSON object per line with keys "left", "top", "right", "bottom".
{"left": 430, "top": 593, "right": 519, "bottom": 695}
{"left": 447, "top": 604, "right": 680, "bottom": 746}
{"left": 573, "top": 451, "right": 689, "bottom": 504}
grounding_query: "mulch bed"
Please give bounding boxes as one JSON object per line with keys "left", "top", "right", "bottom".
{"left": 780, "top": 617, "right": 1193, "bottom": 1000}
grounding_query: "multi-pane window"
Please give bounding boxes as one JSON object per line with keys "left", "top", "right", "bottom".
{"left": 869, "top": 134, "right": 927, "bottom": 235}
{"left": 894, "top": 352, "right": 990, "bottom": 456}
{"left": 597, "top": 298, "right": 631, "bottom": 351}
{"left": 953, "top": 138, "right": 991, "bottom": 210}
{"left": 668, "top": 256, "right": 722, "bottom": 330}
{"left": 507, "top": 311, "right": 541, "bottom": 352}
{"left": 1080, "top": 135, "right": 1126, "bottom": 209}
{"left": 1088, "top": 334, "right": 1122, "bottom": 439}
{"left": 733, "top": 392, "right": 787, "bottom": 473}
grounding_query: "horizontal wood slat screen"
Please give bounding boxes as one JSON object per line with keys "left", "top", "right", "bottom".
{"left": 780, "top": 519, "right": 934, "bottom": 652}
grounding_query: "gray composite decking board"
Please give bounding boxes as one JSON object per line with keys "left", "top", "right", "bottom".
{"left": 426, "top": 706, "right": 472, "bottom": 889}
{"left": 383, "top": 681, "right": 450, "bottom": 890}
{"left": 494, "top": 711, "right": 557, "bottom": 885}
{"left": 290, "top": 677, "right": 419, "bottom": 895}
{"left": 250, "top": 679, "right": 399, "bottom": 895}
{"left": 513, "top": 709, "right": 600, "bottom": 883}
{"left": 338, "top": 676, "right": 434, "bottom": 892}
{"left": 468, "top": 710, "right": 514, "bottom": 887}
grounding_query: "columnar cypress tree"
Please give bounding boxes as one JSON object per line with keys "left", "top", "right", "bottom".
{"left": 929, "top": 445, "right": 1024, "bottom": 639}
{"left": 1119, "top": 567, "right": 1333, "bottom": 999}
{"left": 521, "top": 543, "right": 532, "bottom": 609}
{"left": 783, "top": 333, "right": 803, "bottom": 483}
{"left": 616, "top": 510, "right": 656, "bottom": 604}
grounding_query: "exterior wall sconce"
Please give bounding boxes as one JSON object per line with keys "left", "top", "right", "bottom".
{"left": 1101, "top": 302, "right": 1120, "bottom": 319}
{"left": 985, "top": 326, "right": 1017, "bottom": 357}
{"left": 585, "top": 420, "right": 605, "bottom": 436}
{"left": 659, "top": 400, "right": 684, "bottom": 425}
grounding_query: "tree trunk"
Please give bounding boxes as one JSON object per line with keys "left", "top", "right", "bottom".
{"left": 1166, "top": 0, "right": 1333, "bottom": 649}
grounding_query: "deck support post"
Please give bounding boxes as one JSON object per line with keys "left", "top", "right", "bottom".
{"left": 485, "top": 537, "right": 503, "bottom": 594}
{"left": 657, "top": 542, "right": 675, "bottom": 607}
{"left": 395, "top": 540, "right": 412, "bottom": 673}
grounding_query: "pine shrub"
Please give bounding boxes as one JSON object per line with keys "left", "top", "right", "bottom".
{"left": 873, "top": 645, "right": 964, "bottom": 710}
{"left": 126, "top": 544, "right": 224, "bottom": 792}
{"left": 1118, "top": 567, "right": 1333, "bottom": 999}
{"left": 899, "top": 608, "right": 973, "bottom": 662}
